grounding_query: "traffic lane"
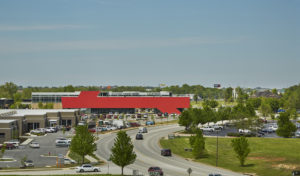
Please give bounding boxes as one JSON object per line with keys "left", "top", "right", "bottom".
{"left": 0, "top": 131, "right": 70, "bottom": 168}
{"left": 133, "top": 125, "right": 243, "bottom": 176}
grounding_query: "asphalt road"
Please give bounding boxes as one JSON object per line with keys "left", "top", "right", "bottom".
{"left": 0, "top": 130, "right": 71, "bottom": 168}
{"left": 96, "top": 124, "right": 244, "bottom": 176}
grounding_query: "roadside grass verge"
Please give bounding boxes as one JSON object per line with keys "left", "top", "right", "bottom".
{"left": 160, "top": 137, "right": 300, "bottom": 176}
{"left": 68, "top": 151, "right": 91, "bottom": 164}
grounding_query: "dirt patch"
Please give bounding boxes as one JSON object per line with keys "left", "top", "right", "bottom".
{"left": 272, "top": 164, "right": 300, "bottom": 170}
{"left": 248, "top": 156, "right": 286, "bottom": 162}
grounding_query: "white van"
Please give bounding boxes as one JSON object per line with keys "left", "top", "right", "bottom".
{"left": 138, "top": 127, "right": 148, "bottom": 133}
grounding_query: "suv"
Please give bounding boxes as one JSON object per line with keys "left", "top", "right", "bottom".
{"left": 136, "top": 133, "right": 143, "bottom": 140}
{"left": 161, "top": 149, "right": 172, "bottom": 156}
{"left": 148, "top": 167, "right": 163, "bottom": 176}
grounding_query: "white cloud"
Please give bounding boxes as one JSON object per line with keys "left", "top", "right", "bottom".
{"left": 0, "top": 25, "right": 84, "bottom": 31}
{"left": 0, "top": 37, "right": 244, "bottom": 54}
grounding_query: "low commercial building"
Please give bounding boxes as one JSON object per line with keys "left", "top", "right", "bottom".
{"left": 0, "top": 109, "right": 80, "bottom": 138}
{"left": 0, "top": 119, "right": 19, "bottom": 143}
{"left": 32, "top": 91, "right": 190, "bottom": 114}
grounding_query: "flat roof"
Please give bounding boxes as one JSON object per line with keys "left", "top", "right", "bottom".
{"left": 0, "top": 109, "right": 79, "bottom": 117}
{"left": 32, "top": 92, "right": 80, "bottom": 96}
{"left": 0, "top": 119, "right": 16, "bottom": 123}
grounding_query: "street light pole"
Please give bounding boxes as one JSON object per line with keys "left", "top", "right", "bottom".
{"left": 216, "top": 130, "right": 219, "bottom": 167}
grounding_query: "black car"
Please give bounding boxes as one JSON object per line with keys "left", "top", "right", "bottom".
{"left": 136, "top": 133, "right": 143, "bottom": 140}
{"left": 292, "top": 171, "right": 300, "bottom": 176}
{"left": 161, "top": 149, "right": 172, "bottom": 156}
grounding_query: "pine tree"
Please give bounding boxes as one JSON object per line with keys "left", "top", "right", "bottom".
{"left": 110, "top": 130, "right": 136, "bottom": 175}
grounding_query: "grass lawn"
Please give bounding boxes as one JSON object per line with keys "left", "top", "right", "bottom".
{"left": 160, "top": 137, "right": 300, "bottom": 176}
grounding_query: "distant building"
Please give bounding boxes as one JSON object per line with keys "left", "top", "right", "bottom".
{"left": 250, "top": 91, "right": 281, "bottom": 99}
{"left": 32, "top": 91, "right": 190, "bottom": 114}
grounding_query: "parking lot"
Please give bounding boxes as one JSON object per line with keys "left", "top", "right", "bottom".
{"left": 0, "top": 130, "right": 73, "bottom": 168}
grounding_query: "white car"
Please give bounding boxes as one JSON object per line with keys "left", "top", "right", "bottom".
{"left": 239, "top": 129, "right": 251, "bottom": 134}
{"left": 45, "top": 128, "right": 54, "bottom": 133}
{"left": 295, "top": 131, "right": 300, "bottom": 138}
{"left": 64, "top": 158, "right": 76, "bottom": 164}
{"left": 107, "top": 126, "right": 117, "bottom": 131}
{"left": 29, "top": 142, "right": 40, "bottom": 148}
{"left": 212, "top": 125, "right": 223, "bottom": 130}
{"left": 200, "top": 126, "right": 214, "bottom": 132}
{"left": 24, "top": 160, "right": 34, "bottom": 167}
{"left": 75, "top": 164, "right": 101, "bottom": 172}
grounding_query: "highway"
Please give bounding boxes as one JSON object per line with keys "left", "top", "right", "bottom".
{"left": 96, "top": 124, "right": 244, "bottom": 176}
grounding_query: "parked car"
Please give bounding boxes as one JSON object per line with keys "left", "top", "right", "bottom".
{"left": 295, "top": 131, "right": 300, "bottom": 138}
{"left": 88, "top": 128, "right": 96, "bottom": 133}
{"left": 56, "top": 140, "right": 69, "bottom": 147}
{"left": 146, "top": 121, "right": 155, "bottom": 125}
{"left": 0, "top": 143, "right": 16, "bottom": 150}
{"left": 24, "top": 160, "right": 34, "bottom": 167}
{"left": 129, "top": 122, "right": 140, "bottom": 127}
{"left": 148, "top": 167, "right": 164, "bottom": 176}
{"left": 136, "top": 133, "right": 143, "bottom": 140}
{"left": 292, "top": 170, "right": 300, "bottom": 176}
{"left": 200, "top": 126, "right": 214, "bottom": 132}
{"left": 75, "top": 164, "right": 101, "bottom": 172}
{"left": 45, "top": 127, "right": 55, "bottom": 133}
{"left": 212, "top": 125, "right": 223, "bottom": 130}
{"left": 29, "top": 142, "right": 40, "bottom": 148}
{"left": 139, "top": 127, "right": 148, "bottom": 133}
{"left": 64, "top": 158, "right": 76, "bottom": 164}
{"left": 161, "top": 149, "right": 172, "bottom": 156}
{"left": 107, "top": 126, "right": 117, "bottom": 131}
{"left": 4, "top": 140, "right": 20, "bottom": 148}
{"left": 238, "top": 129, "right": 251, "bottom": 134}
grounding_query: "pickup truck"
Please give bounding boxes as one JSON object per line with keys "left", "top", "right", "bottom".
{"left": 75, "top": 164, "right": 101, "bottom": 172}
{"left": 200, "top": 126, "right": 214, "bottom": 132}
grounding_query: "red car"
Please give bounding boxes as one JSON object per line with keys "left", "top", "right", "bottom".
{"left": 129, "top": 122, "right": 140, "bottom": 127}
{"left": 0, "top": 143, "right": 16, "bottom": 150}
{"left": 88, "top": 128, "right": 96, "bottom": 133}
{"left": 148, "top": 167, "right": 164, "bottom": 176}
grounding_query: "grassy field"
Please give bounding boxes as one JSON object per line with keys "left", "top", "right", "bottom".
{"left": 160, "top": 137, "right": 300, "bottom": 176}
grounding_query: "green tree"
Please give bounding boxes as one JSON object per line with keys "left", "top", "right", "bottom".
{"left": 203, "top": 99, "right": 218, "bottom": 108}
{"left": 259, "top": 100, "right": 272, "bottom": 117}
{"left": 193, "top": 94, "right": 198, "bottom": 103}
{"left": 63, "top": 85, "right": 75, "bottom": 92}
{"left": 38, "top": 102, "right": 43, "bottom": 109}
{"left": 178, "top": 109, "right": 194, "bottom": 130}
{"left": 231, "top": 136, "right": 250, "bottom": 166}
{"left": 189, "top": 129, "right": 206, "bottom": 159}
{"left": 225, "top": 87, "right": 233, "bottom": 102}
{"left": 276, "top": 112, "right": 297, "bottom": 138}
{"left": 247, "top": 98, "right": 261, "bottom": 109}
{"left": 70, "top": 125, "right": 96, "bottom": 164}
{"left": 0, "top": 144, "right": 6, "bottom": 158}
{"left": 110, "top": 130, "right": 136, "bottom": 175}
{"left": 1, "top": 82, "right": 18, "bottom": 99}
{"left": 272, "top": 88, "right": 278, "bottom": 95}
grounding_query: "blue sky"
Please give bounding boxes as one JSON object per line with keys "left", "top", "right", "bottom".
{"left": 0, "top": 0, "right": 299, "bottom": 88}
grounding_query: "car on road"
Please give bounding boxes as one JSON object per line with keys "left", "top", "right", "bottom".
{"left": 148, "top": 167, "right": 164, "bottom": 176}
{"left": 29, "top": 142, "right": 40, "bottom": 148}
{"left": 64, "top": 158, "right": 76, "bottom": 164}
{"left": 75, "top": 164, "right": 101, "bottom": 172}
{"left": 24, "top": 160, "right": 34, "bottom": 167}
{"left": 136, "top": 133, "right": 143, "bottom": 140}
{"left": 56, "top": 140, "right": 69, "bottom": 147}
{"left": 161, "top": 149, "right": 172, "bottom": 156}
{"left": 200, "top": 126, "right": 214, "bottom": 132}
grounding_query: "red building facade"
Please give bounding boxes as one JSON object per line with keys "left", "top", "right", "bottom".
{"left": 61, "top": 91, "right": 190, "bottom": 114}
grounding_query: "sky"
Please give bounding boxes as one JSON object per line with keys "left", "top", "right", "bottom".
{"left": 0, "top": 0, "right": 299, "bottom": 89}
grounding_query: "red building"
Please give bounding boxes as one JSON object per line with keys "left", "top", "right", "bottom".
{"left": 61, "top": 91, "right": 190, "bottom": 114}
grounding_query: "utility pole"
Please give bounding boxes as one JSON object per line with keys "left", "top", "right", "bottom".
{"left": 216, "top": 130, "right": 219, "bottom": 167}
